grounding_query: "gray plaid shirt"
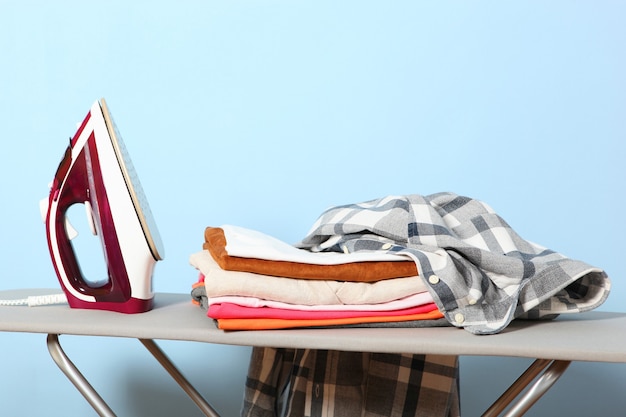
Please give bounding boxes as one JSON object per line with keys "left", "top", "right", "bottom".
{"left": 296, "top": 192, "right": 610, "bottom": 334}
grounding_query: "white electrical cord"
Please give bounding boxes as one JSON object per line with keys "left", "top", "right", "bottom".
{"left": 0, "top": 293, "right": 68, "bottom": 307}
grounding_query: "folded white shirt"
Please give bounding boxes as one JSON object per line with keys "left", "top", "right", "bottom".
{"left": 221, "top": 224, "right": 411, "bottom": 264}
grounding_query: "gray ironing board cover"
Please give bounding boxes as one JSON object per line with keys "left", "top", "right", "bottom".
{"left": 1, "top": 289, "right": 625, "bottom": 363}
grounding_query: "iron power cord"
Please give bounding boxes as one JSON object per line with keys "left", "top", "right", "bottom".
{"left": 0, "top": 293, "right": 68, "bottom": 307}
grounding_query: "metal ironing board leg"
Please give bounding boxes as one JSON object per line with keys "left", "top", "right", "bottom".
{"left": 47, "top": 334, "right": 221, "bottom": 417}
{"left": 501, "top": 360, "right": 571, "bottom": 417}
{"left": 482, "top": 358, "right": 571, "bottom": 417}
{"left": 139, "top": 338, "right": 221, "bottom": 417}
{"left": 47, "top": 334, "right": 117, "bottom": 417}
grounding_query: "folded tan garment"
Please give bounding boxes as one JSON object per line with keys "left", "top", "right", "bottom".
{"left": 190, "top": 250, "right": 428, "bottom": 305}
{"left": 204, "top": 227, "right": 418, "bottom": 282}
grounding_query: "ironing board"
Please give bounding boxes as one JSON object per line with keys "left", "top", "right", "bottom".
{"left": 1, "top": 289, "right": 625, "bottom": 417}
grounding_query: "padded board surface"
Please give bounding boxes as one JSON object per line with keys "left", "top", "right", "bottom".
{"left": 1, "top": 289, "right": 624, "bottom": 363}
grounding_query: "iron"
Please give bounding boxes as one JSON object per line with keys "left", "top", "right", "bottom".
{"left": 43, "top": 99, "right": 164, "bottom": 313}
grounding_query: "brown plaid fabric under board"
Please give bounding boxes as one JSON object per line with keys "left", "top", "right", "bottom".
{"left": 242, "top": 347, "right": 459, "bottom": 417}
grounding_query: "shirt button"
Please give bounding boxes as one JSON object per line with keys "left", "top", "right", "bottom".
{"left": 381, "top": 243, "right": 392, "bottom": 250}
{"left": 428, "top": 275, "right": 440, "bottom": 285}
{"left": 455, "top": 313, "right": 465, "bottom": 324}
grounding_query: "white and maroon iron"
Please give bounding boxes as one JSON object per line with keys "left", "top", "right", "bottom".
{"left": 43, "top": 99, "right": 164, "bottom": 313}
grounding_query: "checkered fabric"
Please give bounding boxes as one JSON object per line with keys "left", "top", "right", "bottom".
{"left": 296, "top": 193, "right": 611, "bottom": 334}
{"left": 242, "top": 347, "right": 459, "bottom": 417}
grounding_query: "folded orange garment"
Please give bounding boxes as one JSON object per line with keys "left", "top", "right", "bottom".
{"left": 204, "top": 227, "right": 418, "bottom": 282}
{"left": 215, "top": 309, "right": 445, "bottom": 330}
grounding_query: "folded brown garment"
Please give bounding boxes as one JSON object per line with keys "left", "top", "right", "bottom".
{"left": 203, "top": 227, "right": 418, "bottom": 282}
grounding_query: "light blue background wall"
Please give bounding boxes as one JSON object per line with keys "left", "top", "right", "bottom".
{"left": 1, "top": 1, "right": 624, "bottom": 416}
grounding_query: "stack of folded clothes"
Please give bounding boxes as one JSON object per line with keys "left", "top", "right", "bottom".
{"left": 190, "top": 225, "right": 447, "bottom": 330}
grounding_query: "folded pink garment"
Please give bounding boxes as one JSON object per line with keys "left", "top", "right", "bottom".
{"left": 207, "top": 292, "right": 435, "bottom": 312}
{"left": 207, "top": 301, "right": 439, "bottom": 320}
{"left": 216, "top": 309, "right": 445, "bottom": 330}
